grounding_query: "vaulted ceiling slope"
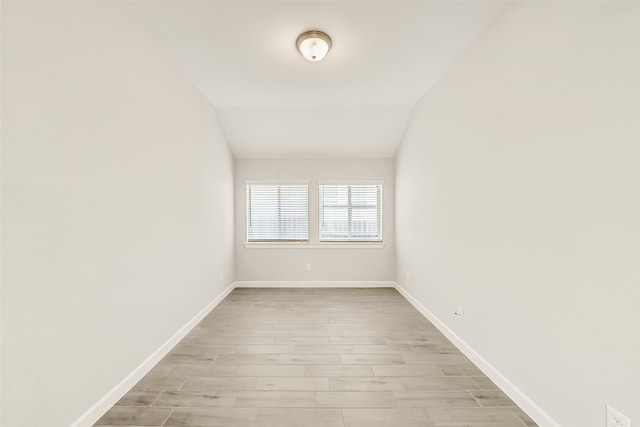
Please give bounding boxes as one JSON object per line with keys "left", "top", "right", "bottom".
{"left": 120, "top": 1, "right": 507, "bottom": 158}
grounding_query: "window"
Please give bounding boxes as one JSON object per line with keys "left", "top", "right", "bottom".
{"left": 246, "top": 183, "right": 309, "bottom": 242}
{"left": 319, "top": 183, "right": 382, "bottom": 241}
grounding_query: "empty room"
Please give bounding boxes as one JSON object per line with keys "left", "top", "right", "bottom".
{"left": 1, "top": 1, "right": 638, "bottom": 427}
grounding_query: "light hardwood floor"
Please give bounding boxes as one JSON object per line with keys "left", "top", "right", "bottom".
{"left": 94, "top": 288, "right": 537, "bottom": 427}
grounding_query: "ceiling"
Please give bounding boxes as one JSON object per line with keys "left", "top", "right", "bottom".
{"left": 120, "top": 1, "right": 508, "bottom": 158}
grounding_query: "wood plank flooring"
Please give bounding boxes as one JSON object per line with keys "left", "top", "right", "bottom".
{"left": 94, "top": 288, "right": 538, "bottom": 427}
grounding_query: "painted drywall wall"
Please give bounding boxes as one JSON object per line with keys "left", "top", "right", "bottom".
{"left": 1, "top": 3, "right": 234, "bottom": 426}
{"left": 395, "top": 2, "right": 640, "bottom": 426}
{"left": 235, "top": 158, "right": 395, "bottom": 282}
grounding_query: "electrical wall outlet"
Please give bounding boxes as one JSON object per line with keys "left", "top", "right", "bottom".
{"left": 306, "top": 263, "right": 312, "bottom": 272}
{"left": 219, "top": 272, "right": 223, "bottom": 281}
{"left": 406, "top": 271, "right": 410, "bottom": 281}
{"left": 454, "top": 306, "right": 464, "bottom": 319}
{"left": 607, "top": 405, "right": 631, "bottom": 427}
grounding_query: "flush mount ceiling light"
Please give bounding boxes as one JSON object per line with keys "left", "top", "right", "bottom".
{"left": 296, "top": 30, "right": 332, "bottom": 62}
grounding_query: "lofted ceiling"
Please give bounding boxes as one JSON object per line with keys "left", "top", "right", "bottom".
{"left": 120, "top": 1, "right": 508, "bottom": 158}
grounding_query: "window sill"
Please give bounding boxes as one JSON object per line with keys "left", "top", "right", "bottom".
{"left": 244, "top": 242, "right": 384, "bottom": 249}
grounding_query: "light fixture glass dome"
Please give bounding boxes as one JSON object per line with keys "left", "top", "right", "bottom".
{"left": 296, "top": 30, "right": 332, "bottom": 62}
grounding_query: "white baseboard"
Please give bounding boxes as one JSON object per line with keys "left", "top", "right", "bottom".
{"left": 70, "top": 282, "right": 236, "bottom": 427}
{"left": 394, "top": 283, "right": 560, "bottom": 427}
{"left": 233, "top": 280, "right": 396, "bottom": 288}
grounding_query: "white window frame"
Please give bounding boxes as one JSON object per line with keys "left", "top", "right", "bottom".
{"left": 245, "top": 181, "right": 309, "bottom": 243}
{"left": 318, "top": 181, "right": 383, "bottom": 243}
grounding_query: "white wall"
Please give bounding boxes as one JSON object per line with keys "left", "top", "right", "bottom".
{"left": 1, "top": 3, "right": 234, "bottom": 426}
{"left": 395, "top": 2, "right": 640, "bottom": 427}
{"left": 235, "top": 158, "right": 395, "bottom": 282}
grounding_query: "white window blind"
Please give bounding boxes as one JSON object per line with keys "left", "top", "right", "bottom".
{"left": 319, "top": 184, "right": 382, "bottom": 241}
{"left": 246, "top": 184, "right": 309, "bottom": 242}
